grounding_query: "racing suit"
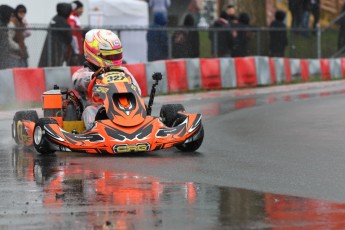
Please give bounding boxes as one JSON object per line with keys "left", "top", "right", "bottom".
{"left": 72, "top": 62, "right": 142, "bottom": 129}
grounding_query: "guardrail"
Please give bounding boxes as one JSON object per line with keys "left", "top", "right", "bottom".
{"left": 1, "top": 56, "right": 344, "bottom": 105}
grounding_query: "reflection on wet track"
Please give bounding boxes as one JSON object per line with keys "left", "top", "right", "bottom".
{"left": 200, "top": 88, "right": 345, "bottom": 119}
{"left": 6, "top": 147, "right": 345, "bottom": 229}
{"left": 3, "top": 81, "right": 345, "bottom": 228}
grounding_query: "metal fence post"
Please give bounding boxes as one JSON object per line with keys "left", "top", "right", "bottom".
{"left": 256, "top": 28, "right": 261, "bottom": 55}
{"left": 47, "top": 29, "right": 52, "bottom": 66}
{"left": 212, "top": 30, "right": 218, "bottom": 58}
{"left": 168, "top": 29, "right": 172, "bottom": 59}
{"left": 317, "top": 25, "right": 321, "bottom": 59}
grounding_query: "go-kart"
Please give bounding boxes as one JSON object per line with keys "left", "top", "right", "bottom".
{"left": 12, "top": 71, "right": 204, "bottom": 155}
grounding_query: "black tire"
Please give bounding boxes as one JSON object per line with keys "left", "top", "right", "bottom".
{"left": 176, "top": 125, "right": 204, "bottom": 152}
{"left": 159, "top": 104, "right": 185, "bottom": 127}
{"left": 33, "top": 118, "right": 58, "bottom": 154}
{"left": 12, "top": 110, "right": 39, "bottom": 145}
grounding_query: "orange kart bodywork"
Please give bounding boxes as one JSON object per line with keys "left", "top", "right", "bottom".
{"left": 12, "top": 71, "right": 204, "bottom": 155}
{"left": 32, "top": 113, "right": 202, "bottom": 154}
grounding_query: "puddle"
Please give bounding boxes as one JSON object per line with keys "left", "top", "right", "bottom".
{"left": 3, "top": 147, "right": 345, "bottom": 229}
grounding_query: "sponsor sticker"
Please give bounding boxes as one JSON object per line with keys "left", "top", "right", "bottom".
{"left": 113, "top": 143, "right": 150, "bottom": 153}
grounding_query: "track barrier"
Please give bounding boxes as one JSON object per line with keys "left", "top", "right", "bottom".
{"left": 165, "top": 60, "right": 188, "bottom": 93}
{"left": 12, "top": 68, "right": 46, "bottom": 103}
{"left": 200, "top": 58, "right": 222, "bottom": 90}
{"left": 2, "top": 56, "right": 345, "bottom": 104}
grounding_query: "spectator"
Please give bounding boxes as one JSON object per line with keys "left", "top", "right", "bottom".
{"left": 8, "top": 4, "right": 30, "bottom": 68}
{"left": 187, "top": 0, "right": 203, "bottom": 25}
{"left": 209, "top": 11, "right": 231, "bottom": 57}
{"left": 16, "top": 5, "right": 31, "bottom": 38}
{"left": 39, "top": 3, "right": 72, "bottom": 67}
{"left": 301, "top": 0, "right": 310, "bottom": 36}
{"left": 226, "top": 5, "right": 238, "bottom": 24}
{"left": 0, "top": 5, "right": 14, "bottom": 69}
{"left": 288, "top": 0, "right": 302, "bottom": 29}
{"left": 231, "top": 12, "right": 250, "bottom": 57}
{"left": 269, "top": 10, "right": 288, "bottom": 57}
{"left": 149, "top": 0, "right": 171, "bottom": 21}
{"left": 225, "top": 5, "right": 242, "bottom": 57}
{"left": 67, "top": 0, "right": 84, "bottom": 66}
{"left": 172, "top": 14, "right": 199, "bottom": 59}
{"left": 310, "top": 0, "right": 320, "bottom": 30}
{"left": 337, "top": 4, "right": 345, "bottom": 52}
{"left": 147, "top": 12, "right": 168, "bottom": 61}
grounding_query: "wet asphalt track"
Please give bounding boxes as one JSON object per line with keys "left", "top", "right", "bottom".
{"left": 2, "top": 81, "right": 345, "bottom": 229}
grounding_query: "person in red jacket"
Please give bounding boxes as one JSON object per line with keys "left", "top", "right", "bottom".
{"left": 67, "top": 0, "right": 84, "bottom": 66}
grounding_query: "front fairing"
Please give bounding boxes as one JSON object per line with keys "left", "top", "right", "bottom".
{"left": 95, "top": 72, "right": 147, "bottom": 127}
{"left": 40, "top": 113, "right": 202, "bottom": 154}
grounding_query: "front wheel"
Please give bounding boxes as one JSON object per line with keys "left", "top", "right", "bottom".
{"left": 176, "top": 125, "right": 204, "bottom": 152}
{"left": 160, "top": 104, "right": 185, "bottom": 127}
{"left": 33, "top": 118, "right": 58, "bottom": 154}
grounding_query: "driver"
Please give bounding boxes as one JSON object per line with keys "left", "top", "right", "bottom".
{"left": 72, "top": 29, "right": 141, "bottom": 129}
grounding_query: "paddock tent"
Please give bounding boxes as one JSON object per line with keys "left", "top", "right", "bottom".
{"left": 88, "top": 0, "right": 149, "bottom": 64}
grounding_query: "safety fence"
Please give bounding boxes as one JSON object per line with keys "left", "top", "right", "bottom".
{"left": 2, "top": 25, "right": 342, "bottom": 69}
{"left": 1, "top": 56, "right": 345, "bottom": 105}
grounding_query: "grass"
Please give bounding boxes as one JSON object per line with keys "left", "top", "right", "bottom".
{"left": 199, "top": 31, "right": 212, "bottom": 58}
{"left": 285, "top": 29, "right": 339, "bottom": 58}
{"left": 198, "top": 28, "right": 340, "bottom": 59}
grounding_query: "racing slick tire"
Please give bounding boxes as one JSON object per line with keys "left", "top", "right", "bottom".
{"left": 175, "top": 125, "right": 204, "bottom": 152}
{"left": 159, "top": 104, "right": 185, "bottom": 127}
{"left": 33, "top": 118, "right": 58, "bottom": 154}
{"left": 12, "top": 110, "right": 39, "bottom": 145}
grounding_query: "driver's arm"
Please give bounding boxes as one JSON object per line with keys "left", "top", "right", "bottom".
{"left": 72, "top": 68, "right": 93, "bottom": 97}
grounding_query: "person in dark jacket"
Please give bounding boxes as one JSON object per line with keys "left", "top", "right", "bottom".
{"left": 172, "top": 14, "right": 199, "bottom": 58}
{"left": 0, "top": 5, "right": 14, "bottom": 69}
{"left": 147, "top": 12, "right": 168, "bottom": 61}
{"left": 231, "top": 12, "right": 250, "bottom": 57}
{"left": 301, "top": 0, "right": 311, "bottom": 36}
{"left": 269, "top": 10, "right": 288, "bottom": 57}
{"left": 310, "top": 0, "right": 320, "bottom": 30}
{"left": 39, "top": 3, "right": 72, "bottom": 67}
{"left": 288, "top": 0, "right": 302, "bottom": 29}
{"left": 209, "top": 11, "right": 231, "bottom": 57}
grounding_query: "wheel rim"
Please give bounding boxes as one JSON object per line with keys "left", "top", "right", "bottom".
{"left": 34, "top": 126, "right": 43, "bottom": 145}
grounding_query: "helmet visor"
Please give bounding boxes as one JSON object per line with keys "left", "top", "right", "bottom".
{"left": 99, "top": 49, "right": 122, "bottom": 61}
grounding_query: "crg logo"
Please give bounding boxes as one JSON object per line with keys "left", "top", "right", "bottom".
{"left": 113, "top": 143, "right": 150, "bottom": 153}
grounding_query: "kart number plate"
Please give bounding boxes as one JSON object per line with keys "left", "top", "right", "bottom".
{"left": 106, "top": 73, "right": 129, "bottom": 83}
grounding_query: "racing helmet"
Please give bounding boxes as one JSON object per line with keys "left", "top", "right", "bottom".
{"left": 84, "top": 29, "right": 123, "bottom": 68}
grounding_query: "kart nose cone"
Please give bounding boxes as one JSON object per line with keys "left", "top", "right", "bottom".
{"left": 34, "top": 126, "right": 43, "bottom": 145}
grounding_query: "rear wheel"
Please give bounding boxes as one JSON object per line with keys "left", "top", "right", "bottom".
{"left": 176, "top": 125, "right": 204, "bottom": 152}
{"left": 33, "top": 118, "right": 58, "bottom": 154}
{"left": 159, "top": 104, "right": 185, "bottom": 127}
{"left": 12, "top": 110, "right": 39, "bottom": 145}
